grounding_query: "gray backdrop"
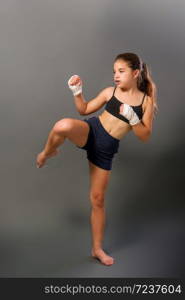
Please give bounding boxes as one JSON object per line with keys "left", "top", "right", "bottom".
{"left": 0, "top": 0, "right": 184, "bottom": 277}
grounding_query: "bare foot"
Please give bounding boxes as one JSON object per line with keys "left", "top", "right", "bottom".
{"left": 91, "top": 249, "right": 114, "bottom": 266}
{"left": 36, "top": 149, "right": 59, "bottom": 168}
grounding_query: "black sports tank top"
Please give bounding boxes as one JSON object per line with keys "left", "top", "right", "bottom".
{"left": 105, "top": 86, "right": 146, "bottom": 124}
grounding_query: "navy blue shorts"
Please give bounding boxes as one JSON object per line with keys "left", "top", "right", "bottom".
{"left": 76, "top": 116, "right": 120, "bottom": 170}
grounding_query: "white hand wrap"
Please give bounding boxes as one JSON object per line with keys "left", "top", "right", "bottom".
{"left": 68, "top": 75, "right": 82, "bottom": 96}
{"left": 120, "top": 103, "right": 141, "bottom": 126}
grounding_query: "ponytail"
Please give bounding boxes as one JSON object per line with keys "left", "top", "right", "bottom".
{"left": 139, "top": 62, "right": 158, "bottom": 118}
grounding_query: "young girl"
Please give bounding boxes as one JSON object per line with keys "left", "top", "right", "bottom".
{"left": 36, "top": 52, "right": 158, "bottom": 266}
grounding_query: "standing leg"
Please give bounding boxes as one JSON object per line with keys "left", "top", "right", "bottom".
{"left": 88, "top": 161, "right": 114, "bottom": 266}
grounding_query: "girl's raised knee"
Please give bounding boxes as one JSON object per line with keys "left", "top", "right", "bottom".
{"left": 53, "top": 119, "right": 73, "bottom": 135}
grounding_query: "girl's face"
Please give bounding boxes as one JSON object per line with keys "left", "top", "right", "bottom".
{"left": 113, "top": 60, "right": 139, "bottom": 89}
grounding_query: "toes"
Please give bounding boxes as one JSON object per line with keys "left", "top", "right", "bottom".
{"left": 103, "top": 258, "right": 114, "bottom": 265}
{"left": 106, "top": 259, "right": 114, "bottom": 265}
{"left": 92, "top": 254, "right": 114, "bottom": 265}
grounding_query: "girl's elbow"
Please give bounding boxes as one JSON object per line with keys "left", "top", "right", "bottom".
{"left": 139, "top": 129, "right": 151, "bottom": 142}
{"left": 143, "top": 130, "right": 152, "bottom": 142}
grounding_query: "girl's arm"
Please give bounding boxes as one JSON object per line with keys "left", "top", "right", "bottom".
{"left": 74, "top": 87, "right": 110, "bottom": 115}
{"left": 131, "top": 97, "right": 154, "bottom": 142}
{"left": 68, "top": 74, "right": 109, "bottom": 115}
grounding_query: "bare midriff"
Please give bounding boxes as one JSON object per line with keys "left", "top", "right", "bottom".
{"left": 98, "top": 110, "right": 132, "bottom": 141}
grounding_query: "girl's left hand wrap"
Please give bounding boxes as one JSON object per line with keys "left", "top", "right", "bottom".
{"left": 119, "top": 103, "right": 141, "bottom": 126}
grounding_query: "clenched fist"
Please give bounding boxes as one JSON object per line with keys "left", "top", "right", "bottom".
{"left": 119, "top": 103, "right": 141, "bottom": 126}
{"left": 68, "top": 75, "right": 82, "bottom": 96}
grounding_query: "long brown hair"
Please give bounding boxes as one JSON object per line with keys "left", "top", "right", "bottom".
{"left": 114, "top": 53, "right": 158, "bottom": 117}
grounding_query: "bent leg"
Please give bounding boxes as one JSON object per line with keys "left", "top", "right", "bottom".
{"left": 36, "top": 118, "right": 90, "bottom": 168}
{"left": 44, "top": 118, "right": 90, "bottom": 151}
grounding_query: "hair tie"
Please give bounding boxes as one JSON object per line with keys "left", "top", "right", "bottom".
{"left": 140, "top": 59, "right": 144, "bottom": 72}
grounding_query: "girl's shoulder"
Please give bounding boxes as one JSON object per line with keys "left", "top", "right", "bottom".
{"left": 105, "top": 86, "right": 115, "bottom": 102}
